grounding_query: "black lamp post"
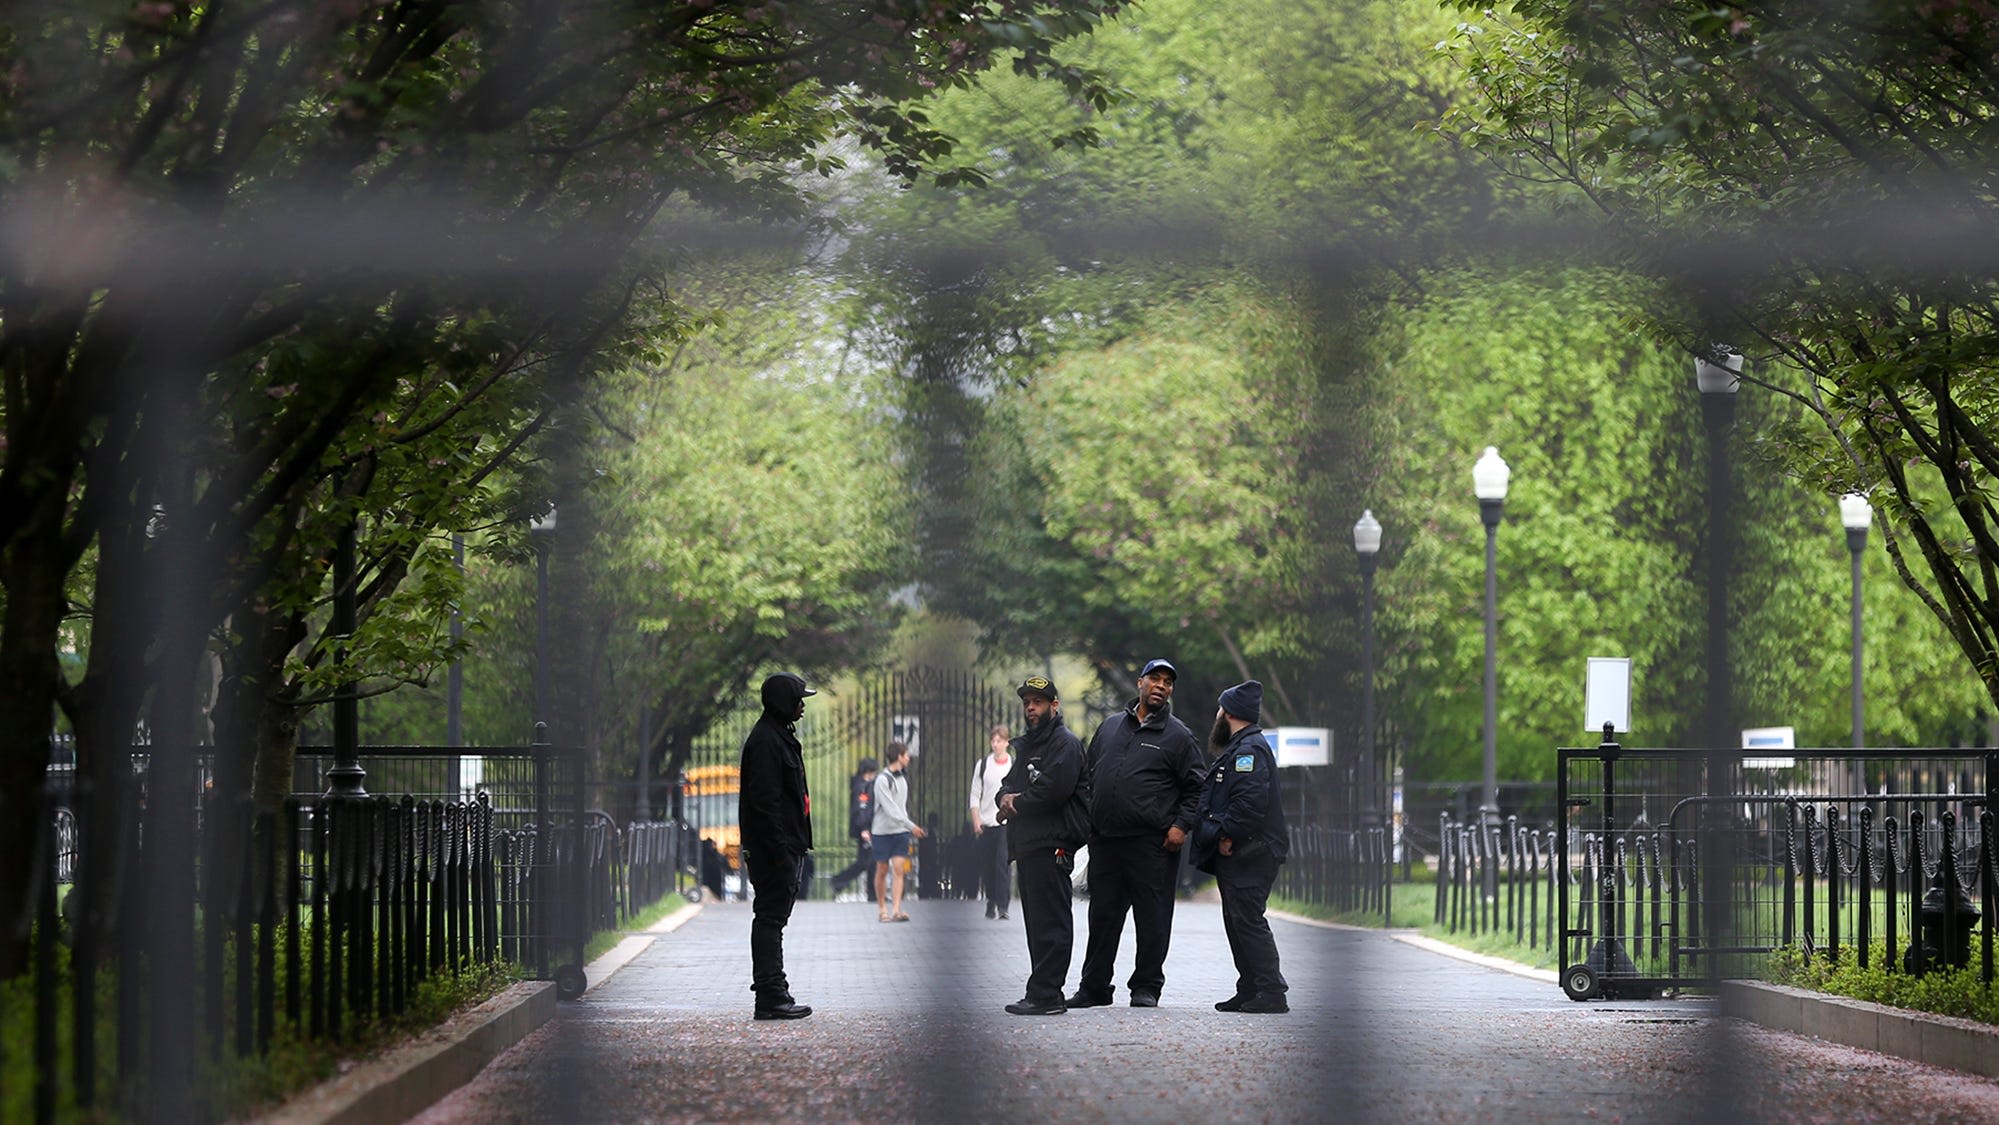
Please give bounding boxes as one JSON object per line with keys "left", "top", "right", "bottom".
{"left": 530, "top": 507, "right": 557, "bottom": 735}
{"left": 1696, "top": 351, "right": 1741, "bottom": 752}
{"left": 1354, "top": 509, "right": 1383, "bottom": 828}
{"left": 1841, "top": 492, "right": 1871, "bottom": 793}
{"left": 324, "top": 519, "right": 368, "bottom": 796}
{"left": 1473, "top": 446, "right": 1510, "bottom": 838}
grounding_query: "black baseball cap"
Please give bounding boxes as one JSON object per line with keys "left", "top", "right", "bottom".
{"left": 1016, "top": 674, "right": 1059, "bottom": 701}
{"left": 1139, "top": 658, "right": 1177, "bottom": 681}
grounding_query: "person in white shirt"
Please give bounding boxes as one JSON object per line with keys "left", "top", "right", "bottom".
{"left": 871, "top": 741, "right": 925, "bottom": 922}
{"left": 968, "top": 724, "right": 1014, "bottom": 920}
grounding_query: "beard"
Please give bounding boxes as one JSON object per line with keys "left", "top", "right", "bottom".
{"left": 1025, "top": 710, "right": 1052, "bottom": 736}
{"left": 1210, "top": 714, "right": 1232, "bottom": 752}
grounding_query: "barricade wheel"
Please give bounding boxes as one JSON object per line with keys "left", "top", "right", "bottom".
{"left": 1561, "top": 964, "right": 1598, "bottom": 1002}
{"left": 555, "top": 963, "right": 588, "bottom": 1001}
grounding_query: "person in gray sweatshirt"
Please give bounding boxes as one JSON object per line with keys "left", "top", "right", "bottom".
{"left": 871, "top": 741, "right": 925, "bottom": 921}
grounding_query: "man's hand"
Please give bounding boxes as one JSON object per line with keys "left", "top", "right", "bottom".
{"left": 971, "top": 810, "right": 984, "bottom": 836}
{"left": 996, "top": 793, "right": 1017, "bottom": 823}
{"left": 860, "top": 830, "right": 870, "bottom": 844}
{"left": 912, "top": 825, "right": 928, "bottom": 840}
{"left": 1219, "top": 836, "right": 1234, "bottom": 857}
{"left": 1163, "top": 825, "right": 1187, "bottom": 853}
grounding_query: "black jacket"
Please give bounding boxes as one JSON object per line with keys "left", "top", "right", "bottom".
{"left": 1083, "top": 699, "right": 1205, "bottom": 838}
{"left": 998, "top": 712, "right": 1087, "bottom": 858}
{"left": 846, "top": 771, "right": 874, "bottom": 840}
{"left": 738, "top": 679, "right": 813, "bottom": 856}
{"left": 1190, "top": 725, "right": 1289, "bottom": 874}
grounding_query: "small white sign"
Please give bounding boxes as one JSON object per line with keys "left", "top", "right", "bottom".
{"left": 1585, "top": 657, "right": 1632, "bottom": 734}
{"left": 1271, "top": 726, "right": 1330, "bottom": 768}
{"left": 1741, "top": 726, "right": 1795, "bottom": 769}
{"left": 891, "top": 714, "right": 921, "bottom": 758}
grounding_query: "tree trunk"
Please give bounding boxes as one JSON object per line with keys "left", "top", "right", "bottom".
{"left": 0, "top": 502, "right": 69, "bottom": 978}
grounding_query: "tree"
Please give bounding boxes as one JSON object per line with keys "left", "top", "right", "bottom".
{"left": 1441, "top": 1, "right": 1999, "bottom": 716}
{"left": 0, "top": 0, "right": 1128, "bottom": 987}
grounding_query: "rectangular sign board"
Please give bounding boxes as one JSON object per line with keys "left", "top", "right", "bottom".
{"left": 1272, "top": 726, "right": 1330, "bottom": 768}
{"left": 1584, "top": 657, "right": 1631, "bottom": 735}
{"left": 1741, "top": 725, "right": 1796, "bottom": 769}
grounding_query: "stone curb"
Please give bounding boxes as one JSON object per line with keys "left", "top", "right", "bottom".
{"left": 1267, "top": 909, "right": 1560, "bottom": 984}
{"left": 255, "top": 900, "right": 704, "bottom": 1125}
{"left": 1722, "top": 979, "right": 1999, "bottom": 1080}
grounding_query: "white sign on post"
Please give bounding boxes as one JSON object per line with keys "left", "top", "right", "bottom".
{"left": 1742, "top": 726, "right": 1796, "bottom": 770}
{"left": 1271, "top": 727, "right": 1330, "bottom": 768}
{"left": 1584, "top": 657, "right": 1632, "bottom": 736}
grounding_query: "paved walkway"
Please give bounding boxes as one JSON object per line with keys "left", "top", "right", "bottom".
{"left": 415, "top": 897, "right": 1999, "bottom": 1123}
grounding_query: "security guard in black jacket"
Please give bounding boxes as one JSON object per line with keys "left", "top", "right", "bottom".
{"left": 1190, "top": 680, "right": 1292, "bottom": 1014}
{"left": 1071, "top": 658, "right": 1205, "bottom": 1009}
{"left": 738, "top": 672, "right": 816, "bottom": 1020}
{"left": 995, "top": 674, "right": 1088, "bottom": 1015}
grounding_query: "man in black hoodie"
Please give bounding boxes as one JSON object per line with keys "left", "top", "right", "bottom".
{"left": 738, "top": 672, "right": 816, "bottom": 1020}
{"left": 994, "top": 674, "right": 1087, "bottom": 1015}
{"left": 1069, "top": 658, "right": 1205, "bottom": 1009}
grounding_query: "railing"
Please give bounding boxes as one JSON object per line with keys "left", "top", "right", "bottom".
{"left": 13, "top": 747, "right": 696, "bottom": 1124}
{"left": 1273, "top": 823, "right": 1393, "bottom": 925}
{"left": 1548, "top": 745, "right": 1996, "bottom": 1000}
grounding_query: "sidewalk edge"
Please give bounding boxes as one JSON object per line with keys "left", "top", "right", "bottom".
{"left": 1266, "top": 909, "right": 1559, "bottom": 984}
{"left": 255, "top": 902, "right": 703, "bottom": 1125}
{"left": 253, "top": 979, "right": 556, "bottom": 1125}
{"left": 1722, "top": 979, "right": 1999, "bottom": 1080}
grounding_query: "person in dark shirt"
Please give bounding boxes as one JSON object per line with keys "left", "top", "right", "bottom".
{"left": 995, "top": 674, "right": 1088, "bottom": 1015}
{"left": 738, "top": 672, "right": 816, "bottom": 1020}
{"left": 827, "top": 756, "right": 879, "bottom": 901}
{"left": 1069, "top": 658, "right": 1205, "bottom": 1009}
{"left": 1190, "top": 680, "right": 1292, "bottom": 1014}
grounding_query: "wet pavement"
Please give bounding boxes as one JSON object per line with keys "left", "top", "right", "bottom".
{"left": 413, "top": 896, "right": 1999, "bottom": 1123}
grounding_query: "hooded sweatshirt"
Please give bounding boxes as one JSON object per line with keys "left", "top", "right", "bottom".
{"left": 739, "top": 674, "right": 814, "bottom": 856}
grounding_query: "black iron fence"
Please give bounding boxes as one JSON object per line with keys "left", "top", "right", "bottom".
{"left": 13, "top": 745, "right": 692, "bottom": 1124}
{"left": 1276, "top": 824, "right": 1393, "bottom": 924}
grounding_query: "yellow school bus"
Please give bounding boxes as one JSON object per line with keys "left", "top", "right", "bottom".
{"left": 684, "top": 764, "right": 742, "bottom": 871}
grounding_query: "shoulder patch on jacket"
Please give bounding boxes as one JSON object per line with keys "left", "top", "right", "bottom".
{"left": 1234, "top": 754, "right": 1255, "bottom": 772}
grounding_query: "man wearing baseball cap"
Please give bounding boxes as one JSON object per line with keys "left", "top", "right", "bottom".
{"left": 994, "top": 674, "right": 1088, "bottom": 1015}
{"left": 1068, "top": 658, "right": 1205, "bottom": 1010}
{"left": 1189, "top": 680, "right": 1291, "bottom": 1013}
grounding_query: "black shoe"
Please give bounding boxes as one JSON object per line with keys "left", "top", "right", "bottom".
{"left": 1129, "top": 991, "right": 1159, "bottom": 1008}
{"left": 754, "top": 1001, "right": 813, "bottom": 1020}
{"left": 997, "top": 910, "right": 1008, "bottom": 920}
{"left": 1238, "top": 993, "right": 1289, "bottom": 1014}
{"left": 1005, "top": 998, "right": 1067, "bottom": 1016}
{"left": 986, "top": 902, "right": 997, "bottom": 919}
{"left": 1064, "top": 989, "right": 1112, "bottom": 1009}
{"left": 1214, "top": 995, "right": 1249, "bottom": 1012}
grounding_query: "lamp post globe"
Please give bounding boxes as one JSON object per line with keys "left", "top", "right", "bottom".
{"left": 1354, "top": 510, "right": 1382, "bottom": 829}
{"left": 530, "top": 506, "right": 558, "bottom": 737}
{"left": 1472, "top": 449, "right": 1508, "bottom": 842}
{"left": 1841, "top": 492, "right": 1872, "bottom": 758}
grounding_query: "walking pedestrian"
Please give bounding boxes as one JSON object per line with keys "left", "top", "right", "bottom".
{"left": 968, "top": 724, "right": 1014, "bottom": 920}
{"left": 1190, "top": 680, "right": 1291, "bottom": 1014}
{"left": 995, "top": 674, "right": 1088, "bottom": 1015}
{"left": 738, "top": 672, "right": 817, "bottom": 1020}
{"left": 1069, "top": 658, "right": 1204, "bottom": 1009}
{"left": 871, "top": 741, "right": 924, "bottom": 922}
{"left": 827, "top": 756, "right": 879, "bottom": 901}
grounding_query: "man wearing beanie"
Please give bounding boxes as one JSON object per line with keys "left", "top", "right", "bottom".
{"left": 738, "top": 672, "right": 817, "bottom": 1020}
{"left": 1190, "top": 680, "right": 1292, "bottom": 1013}
{"left": 1069, "top": 658, "right": 1205, "bottom": 1010}
{"left": 994, "top": 674, "right": 1089, "bottom": 1015}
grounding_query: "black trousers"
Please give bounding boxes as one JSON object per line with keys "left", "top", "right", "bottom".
{"left": 1014, "top": 848, "right": 1074, "bottom": 1006}
{"left": 745, "top": 848, "right": 805, "bottom": 1003}
{"left": 1078, "top": 834, "right": 1178, "bottom": 997}
{"left": 976, "top": 825, "right": 1011, "bottom": 910}
{"left": 1215, "top": 846, "right": 1286, "bottom": 998}
{"left": 828, "top": 839, "right": 876, "bottom": 900}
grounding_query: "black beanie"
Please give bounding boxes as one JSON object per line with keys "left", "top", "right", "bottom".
{"left": 1218, "top": 680, "right": 1263, "bottom": 721}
